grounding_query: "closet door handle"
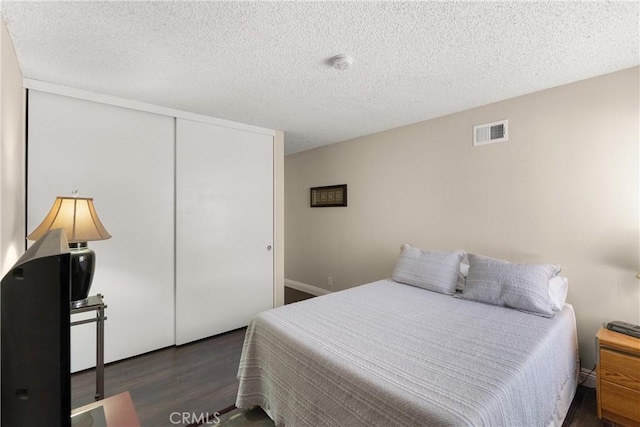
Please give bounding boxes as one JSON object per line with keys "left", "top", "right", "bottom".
{"left": 267, "top": 245, "right": 272, "bottom": 251}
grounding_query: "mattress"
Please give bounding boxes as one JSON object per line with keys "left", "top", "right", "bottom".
{"left": 236, "top": 279, "right": 579, "bottom": 426}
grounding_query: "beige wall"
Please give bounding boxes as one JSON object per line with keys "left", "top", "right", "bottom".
{"left": 285, "top": 67, "right": 639, "bottom": 369}
{"left": 0, "top": 19, "right": 25, "bottom": 276}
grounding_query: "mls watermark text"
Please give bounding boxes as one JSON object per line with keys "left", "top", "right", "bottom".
{"left": 170, "top": 411, "right": 221, "bottom": 425}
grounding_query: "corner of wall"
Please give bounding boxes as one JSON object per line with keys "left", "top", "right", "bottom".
{"left": 0, "top": 19, "right": 26, "bottom": 276}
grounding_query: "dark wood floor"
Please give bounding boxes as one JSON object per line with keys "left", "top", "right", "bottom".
{"left": 284, "top": 286, "right": 315, "bottom": 304}
{"left": 72, "top": 327, "right": 246, "bottom": 426}
{"left": 72, "top": 287, "right": 606, "bottom": 427}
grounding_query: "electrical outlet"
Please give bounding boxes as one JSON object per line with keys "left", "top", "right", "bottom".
{"left": 327, "top": 277, "right": 333, "bottom": 289}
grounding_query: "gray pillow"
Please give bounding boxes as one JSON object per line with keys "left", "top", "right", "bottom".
{"left": 461, "top": 254, "right": 561, "bottom": 317}
{"left": 391, "top": 244, "right": 464, "bottom": 295}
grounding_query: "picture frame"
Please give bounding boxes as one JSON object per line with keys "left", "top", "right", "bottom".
{"left": 310, "top": 184, "right": 347, "bottom": 207}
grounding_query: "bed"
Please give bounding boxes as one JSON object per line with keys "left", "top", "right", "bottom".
{"left": 236, "top": 252, "right": 579, "bottom": 427}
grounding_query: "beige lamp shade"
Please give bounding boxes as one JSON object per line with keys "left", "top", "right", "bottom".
{"left": 27, "top": 196, "right": 111, "bottom": 243}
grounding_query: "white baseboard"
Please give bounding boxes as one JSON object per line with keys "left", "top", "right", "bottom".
{"left": 580, "top": 366, "right": 597, "bottom": 389}
{"left": 284, "top": 279, "right": 333, "bottom": 297}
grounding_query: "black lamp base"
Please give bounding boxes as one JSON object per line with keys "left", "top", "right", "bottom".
{"left": 69, "top": 242, "right": 95, "bottom": 308}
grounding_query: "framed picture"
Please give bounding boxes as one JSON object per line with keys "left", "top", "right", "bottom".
{"left": 310, "top": 184, "right": 347, "bottom": 207}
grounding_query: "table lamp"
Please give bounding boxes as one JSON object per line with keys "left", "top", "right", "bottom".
{"left": 27, "top": 195, "right": 111, "bottom": 307}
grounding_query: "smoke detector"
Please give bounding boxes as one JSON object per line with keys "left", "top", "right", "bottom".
{"left": 330, "top": 54, "right": 353, "bottom": 70}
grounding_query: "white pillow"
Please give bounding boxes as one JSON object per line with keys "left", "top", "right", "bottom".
{"left": 459, "top": 261, "right": 568, "bottom": 308}
{"left": 461, "top": 254, "right": 561, "bottom": 317}
{"left": 456, "top": 261, "right": 469, "bottom": 292}
{"left": 391, "top": 244, "right": 465, "bottom": 295}
{"left": 548, "top": 276, "right": 569, "bottom": 311}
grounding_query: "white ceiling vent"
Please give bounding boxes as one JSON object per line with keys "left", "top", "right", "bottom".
{"left": 473, "top": 120, "right": 508, "bottom": 146}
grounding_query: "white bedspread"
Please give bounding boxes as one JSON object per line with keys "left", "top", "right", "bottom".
{"left": 236, "top": 279, "right": 578, "bottom": 426}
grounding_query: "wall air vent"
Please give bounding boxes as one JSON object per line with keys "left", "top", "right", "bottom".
{"left": 473, "top": 119, "right": 508, "bottom": 146}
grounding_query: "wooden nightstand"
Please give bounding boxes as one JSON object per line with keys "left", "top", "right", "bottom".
{"left": 596, "top": 328, "right": 640, "bottom": 426}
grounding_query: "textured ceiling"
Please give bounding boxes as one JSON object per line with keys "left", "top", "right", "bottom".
{"left": 2, "top": 1, "right": 638, "bottom": 155}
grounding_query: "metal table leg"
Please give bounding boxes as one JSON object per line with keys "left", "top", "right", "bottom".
{"left": 96, "top": 301, "right": 105, "bottom": 400}
{"left": 71, "top": 294, "right": 107, "bottom": 402}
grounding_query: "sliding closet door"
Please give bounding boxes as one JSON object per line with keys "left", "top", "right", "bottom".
{"left": 28, "top": 90, "right": 175, "bottom": 371}
{"left": 176, "top": 118, "right": 274, "bottom": 345}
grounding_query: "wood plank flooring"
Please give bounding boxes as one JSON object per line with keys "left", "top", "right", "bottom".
{"left": 284, "top": 286, "right": 315, "bottom": 304}
{"left": 72, "top": 287, "right": 606, "bottom": 426}
{"left": 72, "top": 328, "right": 245, "bottom": 427}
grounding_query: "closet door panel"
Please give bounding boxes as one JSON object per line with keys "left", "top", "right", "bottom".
{"left": 27, "top": 90, "right": 175, "bottom": 371}
{"left": 176, "top": 118, "right": 273, "bottom": 345}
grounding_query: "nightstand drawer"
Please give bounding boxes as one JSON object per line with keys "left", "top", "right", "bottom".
{"left": 600, "top": 381, "right": 640, "bottom": 424}
{"left": 601, "top": 348, "right": 640, "bottom": 392}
